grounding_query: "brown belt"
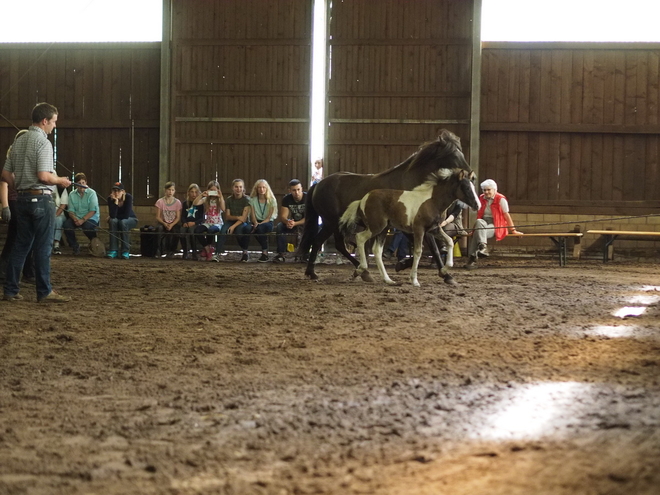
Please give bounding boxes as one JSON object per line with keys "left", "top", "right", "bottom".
{"left": 18, "top": 189, "right": 52, "bottom": 196}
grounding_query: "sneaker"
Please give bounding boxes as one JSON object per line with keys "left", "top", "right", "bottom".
{"left": 107, "top": 250, "right": 118, "bottom": 259}
{"left": 273, "top": 253, "right": 286, "bottom": 263}
{"left": 38, "top": 291, "right": 71, "bottom": 303}
{"left": 465, "top": 256, "right": 478, "bottom": 270}
{"left": 211, "top": 253, "right": 221, "bottom": 262}
{"left": 3, "top": 293, "right": 23, "bottom": 302}
{"left": 121, "top": 251, "right": 130, "bottom": 260}
{"left": 240, "top": 253, "right": 249, "bottom": 263}
{"left": 258, "top": 253, "right": 269, "bottom": 263}
{"left": 53, "top": 244, "right": 62, "bottom": 255}
{"left": 476, "top": 243, "right": 489, "bottom": 258}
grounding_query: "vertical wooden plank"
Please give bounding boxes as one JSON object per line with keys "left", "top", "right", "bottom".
{"left": 529, "top": 50, "right": 542, "bottom": 123}
{"left": 558, "top": 133, "right": 571, "bottom": 201}
{"left": 570, "top": 50, "right": 584, "bottom": 124}
{"left": 601, "top": 135, "right": 614, "bottom": 201}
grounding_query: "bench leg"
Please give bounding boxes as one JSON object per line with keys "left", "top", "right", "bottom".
{"left": 603, "top": 234, "right": 617, "bottom": 263}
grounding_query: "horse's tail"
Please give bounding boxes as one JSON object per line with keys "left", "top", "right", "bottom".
{"left": 298, "top": 182, "right": 319, "bottom": 255}
{"left": 339, "top": 199, "right": 361, "bottom": 235}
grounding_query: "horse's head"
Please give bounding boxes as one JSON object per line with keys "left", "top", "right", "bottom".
{"left": 434, "top": 168, "right": 480, "bottom": 210}
{"left": 408, "top": 130, "right": 473, "bottom": 178}
{"left": 456, "top": 170, "right": 480, "bottom": 210}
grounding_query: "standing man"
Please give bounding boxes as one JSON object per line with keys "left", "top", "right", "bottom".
{"left": 63, "top": 172, "right": 100, "bottom": 255}
{"left": 466, "top": 179, "right": 521, "bottom": 270}
{"left": 2, "top": 102, "right": 71, "bottom": 302}
{"left": 272, "top": 179, "right": 306, "bottom": 263}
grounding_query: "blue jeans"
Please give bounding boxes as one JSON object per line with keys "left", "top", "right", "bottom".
{"left": 4, "top": 194, "right": 55, "bottom": 299}
{"left": 388, "top": 231, "right": 409, "bottom": 260}
{"left": 215, "top": 222, "right": 251, "bottom": 252}
{"left": 108, "top": 217, "right": 138, "bottom": 253}
{"left": 253, "top": 221, "right": 274, "bottom": 251}
{"left": 63, "top": 217, "right": 98, "bottom": 248}
{"left": 194, "top": 224, "right": 221, "bottom": 247}
{"left": 276, "top": 223, "right": 302, "bottom": 254}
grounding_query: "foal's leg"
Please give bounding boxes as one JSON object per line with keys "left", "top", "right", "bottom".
{"left": 396, "top": 233, "right": 456, "bottom": 285}
{"left": 410, "top": 233, "right": 425, "bottom": 287}
{"left": 373, "top": 232, "right": 397, "bottom": 285}
{"left": 353, "top": 230, "right": 375, "bottom": 282}
{"left": 437, "top": 228, "right": 454, "bottom": 268}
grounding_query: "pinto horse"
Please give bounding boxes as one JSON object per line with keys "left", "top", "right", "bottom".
{"left": 298, "top": 130, "right": 474, "bottom": 282}
{"left": 339, "top": 169, "right": 480, "bottom": 287}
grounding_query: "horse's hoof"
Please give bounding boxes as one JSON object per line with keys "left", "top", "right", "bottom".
{"left": 305, "top": 270, "right": 319, "bottom": 281}
{"left": 443, "top": 274, "right": 457, "bottom": 286}
{"left": 412, "top": 281, "right": 421, "bottom": 288}
{"left": 352, "top": 270, "right": 361, "bottom": 279}
{"left": 385, "top": 280, "right": 400, "bottom": 286}
{"left": 360, "top": 271, "right": 375, "bottom": 283}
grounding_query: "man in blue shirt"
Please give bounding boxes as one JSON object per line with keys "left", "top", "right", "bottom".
{"left": 63, "top": 172, "right": 100, "bottom": 255}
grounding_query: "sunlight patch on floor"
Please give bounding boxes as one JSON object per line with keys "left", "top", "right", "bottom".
{"left": 586, "top": 325, "right": 640, "bottom": 338}
{"left": 476, "top": 382, "right": 589, "bottom": 440}
{"left": 613, "top": 306, "right": 647, "bottom": 318}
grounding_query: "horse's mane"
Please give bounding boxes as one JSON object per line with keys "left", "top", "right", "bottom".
{"left": 407, "top": 130, "right": 462, "bottom": 172}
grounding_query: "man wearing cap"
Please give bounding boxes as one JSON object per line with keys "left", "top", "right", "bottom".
{"left": 63, "top": 172, "right": 100, "bottom": 255}
{"left": 466, "top": 179, "right": 521, "bottom": 270}
{"left": 1, "top": 102, "right": 72, "bottom": 303}
{"left": 106, "top": 182, "right": 138, "bottom": 259}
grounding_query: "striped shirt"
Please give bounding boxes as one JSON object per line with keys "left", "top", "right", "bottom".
{"left": 2, "top": 126, "right": 55, "bottom": 192}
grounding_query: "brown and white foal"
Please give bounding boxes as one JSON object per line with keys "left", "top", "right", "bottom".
{"left": 339, "top": 169, "right": 480, "bottom": 287}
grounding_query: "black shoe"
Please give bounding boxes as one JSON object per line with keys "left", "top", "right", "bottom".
{"left": 476, "top": 243, "right": 489, "bottom": 258}
{"left": 273, "top": 253, "right": 285, "bottom": 263}
{"left": 258, "top": 253, "right": 269, "bottom": 263}
{"left": 240, "top": 253, "right": 249, "bottom": 263}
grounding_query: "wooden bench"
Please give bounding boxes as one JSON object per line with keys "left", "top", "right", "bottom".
{"left": 587, "top": 230, "right": 660, "bottom": 262}
{"left": 507, "top": 232, "right": 584, "bottom": 266}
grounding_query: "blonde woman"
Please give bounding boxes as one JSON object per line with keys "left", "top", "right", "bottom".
{"left": 248, "top": 179, "right": 278, "bottom": 262}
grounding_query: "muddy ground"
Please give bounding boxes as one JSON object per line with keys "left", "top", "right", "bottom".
{"left": 1, "top": 252, "right": 659, "bottom": 495}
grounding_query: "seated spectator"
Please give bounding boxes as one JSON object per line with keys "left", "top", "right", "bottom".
{"left": 249, "top": 179, "right": 277, "bottom": 263}
{"left": 63, "top": 172, "right": 100, "bottom": 255}
{"left": 213, "top": 179, "right": 251, "bottom": 262}
{"left": 106, "top": 182, "right": 138, "bottom": 260}
{"left": 194, "top": 180, "right": 226, "bottom": 261}
{"left": 273, "top": 179, "right": 306, "bottom": 263}
{"left": 52, "top": 185, "right": 68, "bottom": 255}
{"left": 466, "top": 179, "right": 521, "bottom": 270}
{"left": 154, "top": 181, "right": 182, "bottom": 258}
{"left": 180, "top": 183, "right": 204, "bottom": 260}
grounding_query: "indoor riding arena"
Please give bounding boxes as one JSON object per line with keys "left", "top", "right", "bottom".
{"left": 1, "top": 1, "right": 659, "bottom": 495}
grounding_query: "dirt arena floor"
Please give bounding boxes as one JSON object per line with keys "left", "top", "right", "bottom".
{"left": 1, "top": 251, "right": 659, "bottom": 495}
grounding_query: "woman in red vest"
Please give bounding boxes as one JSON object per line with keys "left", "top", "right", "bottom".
{"left": 466, "top": 179, "right": 521, "bottom": 270}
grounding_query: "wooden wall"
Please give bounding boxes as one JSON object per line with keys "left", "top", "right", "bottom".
{"left": 0, "top": 43, "right": 160, "bottom": 205}
{"left": 480, "top": 42, "right": 660, "bottom": 214}
{"left": 169, "top": 0, "right": 312, "bottom": 196}
{"left": 327, "top": 0, "right": 475, "bottom": 175}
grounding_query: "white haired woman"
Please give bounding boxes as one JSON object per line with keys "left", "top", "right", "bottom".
{"left": 466, "top": 179, "right": 521, "bottom": 270}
